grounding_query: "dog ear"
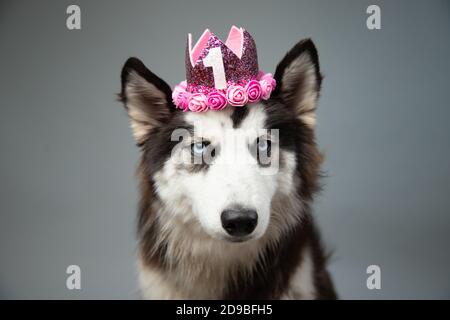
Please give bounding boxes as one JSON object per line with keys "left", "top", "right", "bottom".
{"left": 119, "top": 57, "right": 175, "bottom": 145}
{"left": 273, "top": 39, "right": 322, "bottom": 127}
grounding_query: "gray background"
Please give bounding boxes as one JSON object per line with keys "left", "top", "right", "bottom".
{"left": 1, "top": 0, "right": 449, "bottom": 299}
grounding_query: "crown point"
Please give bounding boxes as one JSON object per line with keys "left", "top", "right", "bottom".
{"left": 226, "top": 25, "right": 244, "bottom": 58}
{"left": 188, "top": 28, "right": 212, "bottom": 67}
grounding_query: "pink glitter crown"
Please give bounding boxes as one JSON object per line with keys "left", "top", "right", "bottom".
{"left": 172, "top": 26, "right": 276, "bottom": 112}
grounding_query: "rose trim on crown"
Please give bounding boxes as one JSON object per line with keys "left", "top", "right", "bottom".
{"left": 172, "top": 72, "right": 276, "bottom": 112}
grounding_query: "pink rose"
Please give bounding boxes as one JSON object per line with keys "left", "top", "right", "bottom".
{"left": 260, "top": 80, "right": 272, "bottom": 100}
{"left": 175, "top": 92, "right": 190, "bottom": 111}
{"left": 172, "top": 81, "right": 190, "bottom": 111}
{"left": 260, "top": 73, "right": 276, "bottom": 87}
{"left": 172, "top": 82, "right": 186, "bottom": 99}
{"left": 245, "top": 80, "right": 262, "bottom": 102}
{"left": 188, "top": 93, "right": 208, "bottom": 112}
{"left": 226, "top": 85, "right": 248, "bottom": 106}
{"left": 259, "top": 73, "right": 276, "bottom": 100}
{"left": 207, "top": 91, "right": 227, "bottom": 110}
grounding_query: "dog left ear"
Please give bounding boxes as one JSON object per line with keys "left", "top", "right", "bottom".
{"left": 119, "top": 57, "right": 175, "bottom": 145}
{"left": 273, "top": 39, "right": 322, "bottom": 127}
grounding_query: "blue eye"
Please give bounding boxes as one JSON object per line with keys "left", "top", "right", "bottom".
{"left": 257, "top": 138, "right": 271, "bottom": 153}
{"left": 191, "top": 142, "right": 208, "bottom": 156}
{"left": 258, "top": 139, "right": 269, "bottom": 152}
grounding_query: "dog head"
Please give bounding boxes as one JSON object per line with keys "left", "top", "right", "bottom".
{"left": 119, "top": 39, "right": 322, "bottom": 243}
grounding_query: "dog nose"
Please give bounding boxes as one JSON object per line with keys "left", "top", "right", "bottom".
{"left": 221, "top": 208, "right": 258, "bottom": 237}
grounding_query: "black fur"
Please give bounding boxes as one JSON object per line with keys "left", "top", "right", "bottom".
{"left": 231, "top": 106, "right": 250, "bottom": 128}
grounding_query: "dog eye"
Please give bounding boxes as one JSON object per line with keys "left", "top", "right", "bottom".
{"left": 191, "top": 142, "right": 209, "bottom": 156}
{"left": 249, "top": 137, "right": 272, "bottom": 166}
{"left": 257, "top": 138, "right": 271, "bottom": 153}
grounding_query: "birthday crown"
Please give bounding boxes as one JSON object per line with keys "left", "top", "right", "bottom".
{"left": 172, "top": 26, "right": 276, "bottom": 112}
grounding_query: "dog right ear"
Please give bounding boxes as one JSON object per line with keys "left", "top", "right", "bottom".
{"left": 119, "top": 57, "right": 175, "bottom": 145}
{"left": 272, "top": 39, "right": 322, "bottom": 128}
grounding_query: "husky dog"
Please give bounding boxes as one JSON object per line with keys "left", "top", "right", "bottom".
{"left": 119, "top": 38, "right": 336, "bottom": 299}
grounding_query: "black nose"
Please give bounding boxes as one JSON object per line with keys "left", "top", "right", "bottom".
{"left": 221, "top": 208, "right": 258, "bottom": 237}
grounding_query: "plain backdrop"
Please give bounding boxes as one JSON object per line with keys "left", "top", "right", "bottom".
{"left": 1, "top": 0, "right": 449, "bottom": 299}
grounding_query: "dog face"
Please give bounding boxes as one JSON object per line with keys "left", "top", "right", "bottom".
{"left": 162, "top": 105, "right": 282, "bottom": 242}
{"left": 120, "top": 39, "right": 322, "bottom": 244}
